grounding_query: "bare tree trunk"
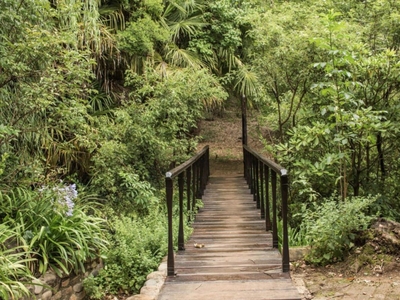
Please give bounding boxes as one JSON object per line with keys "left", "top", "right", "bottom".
{"left": 376, "top": 132, "right": 386, "bottom": 185}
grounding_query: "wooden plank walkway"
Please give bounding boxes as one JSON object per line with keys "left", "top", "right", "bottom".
{"left": 157, "top": 175, "right": 301, "bottom": 300}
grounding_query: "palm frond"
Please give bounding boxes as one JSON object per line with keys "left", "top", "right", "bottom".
{"left": 165, "top": 43, "right": 205, "bottom": 69}
{"left": 99, "top": 3, "right": 125, "bottom": 31}
{"left": 169, "top": 16, "right": 208, "bottom": 42}
{"left": 163, "top": 1, "right": 188, "bottom": 22}
{"left": 217, "top": 48, "right": 241, "bottom": 71}
{"left": 234, "top": 66, "right": 260, "bottom": 98}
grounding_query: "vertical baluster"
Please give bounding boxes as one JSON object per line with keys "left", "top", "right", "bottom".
{"left": 178, "top": 173, "right": 185, "bottom": 250}
{"left": 265, "top": 166, "right": 271, "bottom": 231}
{"left": 271, "top": 171, "right": 278, "bottom": 248}
{"left": 166, "top": 176, "right": 174, "bottom": 276}
{"left": 255, "top": 158, "right": 260, "bottom": 208}
{"left": 260, "top": 163, "right": 265, "bottom": 219}
{"left": 192, "top": 162, "right": 197, "bottom": 213}
{"left": 243, "top": 147, "right": 247, "bottom": 179}
{"left": 281, "top": 174, "right": 290, "bottom": 272}
{"left": 244, "top": 148, "right": 248, "bottom": 182}
{"left": 250, "top": 155, "right": 255, "bottom": 196}
{"left": 199, "top": 156, "right": 204, "bottom": 198}
{"left": 202, "top": 153, "right": 207, "bottom": 193}
{"left": 206, "top": 148, "right": 210, "bottom": 178}
{"left": 247, "top": 151, "right": 251, "bottom": 184}
{"left": 196, "top": 160, "right": 201, "bottom": 198}
{"left": 186, "top": 166, "right": 191, "bottom": 213}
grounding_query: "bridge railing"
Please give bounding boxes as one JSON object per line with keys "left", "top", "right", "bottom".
{"left": 165, "top": 146, "right": 210, "bottom": 276}
{"left": 243, "top": 145, "right": 290, "bottom": 272}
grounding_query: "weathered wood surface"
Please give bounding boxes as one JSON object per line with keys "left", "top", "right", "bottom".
{"left": 157, "top": 176, "right": 301, "bottom": 300}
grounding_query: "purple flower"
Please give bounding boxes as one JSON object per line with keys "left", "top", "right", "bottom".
{"left": 42, "top": 183, "right": 78, "bottom": 217}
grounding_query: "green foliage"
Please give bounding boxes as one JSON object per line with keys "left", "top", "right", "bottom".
{"left": 2, "top": 0, "right": 400, "bottom": 296}
{"left": 0, "top": 224, "right": 34, "bottom": 300}
{"left": 118, "top": 16, "right": 169, "bottom": 56}
{"left": 0, "top": 0, "right": 99, "bottom": 185}
{"left": 84, "top": 208, "right": 185, "bottom": 298}
{"left": 277, "top": 220, "right": 310, "bottom": 250}
{"left": 301, "top": 195, "right": 377, "bottom": 265}
{"left": 0, "top": 186, "right": 107, "bottom": 277}
{"left": 89, "top": 67, "right": 226, "bottom": 207}
{"left": 268, "top": 5, "right": 398, "bottom": 206}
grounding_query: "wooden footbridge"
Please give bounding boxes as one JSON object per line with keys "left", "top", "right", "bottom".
{"left": 158, "top": 146, "right": 301, "bottom": 300}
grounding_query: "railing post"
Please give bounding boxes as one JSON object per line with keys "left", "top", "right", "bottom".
{"left": 192, "top": 162, "right": 196, "bottom": 212}
{"left": 186, "top": 167, "right": 192, "bottom": 213}
{"left": 166, "top": 176, "right": 175, "bottom": 276}
{"left": 255, "top": 158, "right": 260, "bottom": 208}
{"left": 244, "top": 148, "right": 249, "bottom": 183}
{"left": 251, "top": 156, "right": 255, "bottom": 196}
{"left": 206, "top": 147, "right": 210, "bottom": 179}
{"left": 196, "top": 160, "right": 201, "bottom": 198}
{"left": 199, "top": 156, "right": 204, "bottom": 198}
{"left": 260, "top": 162, "right": 265, "bottom": 219}
{"left": 265, "top": 166, "right": 271, "bottom": 231}
{"left": 281, "top": 174, "right": 290, "bottom": 272}
{"left": 271, "top": 171, "right": 278, "bottom": 248}
{"left": 178, "top": 173, "right": 185, "bottom": 250}
{"left": 202, "top": 153, "right": 208, "bottom": 193}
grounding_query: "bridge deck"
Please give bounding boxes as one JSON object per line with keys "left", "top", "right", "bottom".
{"left": 157, "top": 175, "right": 301, "bottom": 300}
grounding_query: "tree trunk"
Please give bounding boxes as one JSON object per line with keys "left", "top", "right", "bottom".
{"left": 241, "top": 95, "right": 248, "bottom": 145}
{"left": 376, "top": 132, "right": 386, "bottom": 183}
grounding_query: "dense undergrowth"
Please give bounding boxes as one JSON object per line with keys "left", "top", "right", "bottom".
{"left": 2, "top": 0, "right": 400, "bottom": 298}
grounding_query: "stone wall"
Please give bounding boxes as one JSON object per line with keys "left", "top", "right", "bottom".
{"left": 26, "top": 260, "right": 103, "bottom": 300}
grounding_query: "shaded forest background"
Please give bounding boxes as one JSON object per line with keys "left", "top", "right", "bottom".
{"left": 1, "top": 0, "right": 400, "bottom": 298}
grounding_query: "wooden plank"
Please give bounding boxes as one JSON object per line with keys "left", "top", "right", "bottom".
{"left": 157, "top": 176, "right": 301, "bottom": 300}
{"left": 158, "top": 280, "right": 301, "bottom": 300}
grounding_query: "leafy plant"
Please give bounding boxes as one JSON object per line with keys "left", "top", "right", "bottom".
{"left": 0, "top": 224, "right": 34, "bottom": 300}
{"left": 301, "top": 195, "right": 377, "bottom": 265}
{"left": 84, "top": 212, "right": 168, "bottom": 297}
{"left": 84, "top": 200, "right": 194, "bottom": 298}
{"left": 0, "top": 185, "right": 107, "bottom": 276}
{"left": 277, "top": 219, "right": 310, "bottom": 250}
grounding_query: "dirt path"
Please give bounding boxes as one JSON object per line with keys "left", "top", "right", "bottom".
{"left": 292, "top": 263, "right": 400, "bottom": 299}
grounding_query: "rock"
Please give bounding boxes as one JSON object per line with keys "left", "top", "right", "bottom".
{"left": 158, "top": 262, "right": 167, "bottom": 273}
{"left": 146, "top": 271, "right": 165, "bottom": 280}
{"left": 126, "top": 295, "right": 154, "bottom": 300}
{"left": 41, "top": 290, "right": 52, "bottom": 300}
{"left": 61, "top": 286, "right": 73, "bottom": 298}
{"left": 33, "top": 279, "right": 44, "bottom": 295}
{"left": 61, "top": 278, "right": 70, "bottom": 288}
{"left": 289, "top": 246, "right": 310, "bottom": 262}
{"left": 139, "top": 286, "right": 159, "bottom": 298}
{"left": 73, "top": 282, "right": 83, "bottom": 293}
{"left": 53, "top": 291, "right": 62, "bottom": 300}
{"left": 144, "top": 278, "right": 163, "bottom": 288}
{"left": 69, "top": 294, "right": 77, "bottom": 300}
{"left": 43, "top": 272, "right": 57, "bottom": 286}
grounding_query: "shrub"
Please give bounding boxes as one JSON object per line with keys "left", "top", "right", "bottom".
{"left": 84, "top": 212, "right": 167, "bottom": 297}
{"left": 301, "top": 195, "right": 377, "bottom": 265}
{"left": 0, "top": 185, "right": 107, "bottom": 276}
{"left": 84, "top": 203, "right": 193, "bottom": 298}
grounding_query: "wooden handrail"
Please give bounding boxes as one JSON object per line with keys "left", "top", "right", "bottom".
{"left": 243, "top": 145, "right": 290, "bottom": 272}
{"left": 165, "top": 146, "right": 210, "bottom": 276}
